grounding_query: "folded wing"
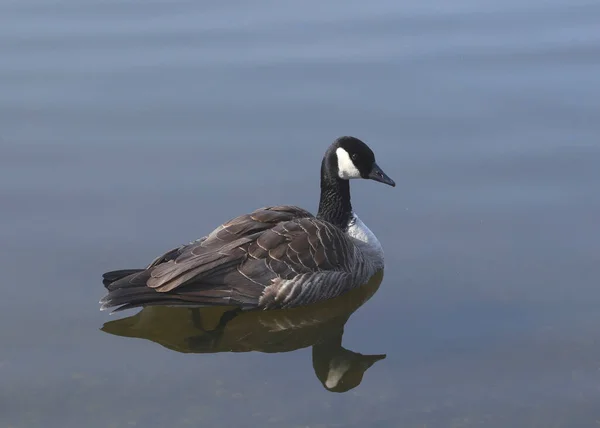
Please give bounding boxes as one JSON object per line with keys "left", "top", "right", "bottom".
{"left": 101, "top": 205, "right": 356, "bottom": 311}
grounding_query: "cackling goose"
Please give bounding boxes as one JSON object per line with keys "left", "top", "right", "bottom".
{"left": 100, "top": 136, "right": 395, "bottom": 312}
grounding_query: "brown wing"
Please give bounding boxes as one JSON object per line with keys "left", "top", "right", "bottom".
{"left": 240, "top": 216, "right": 354, "bottom": 281}
{"left": 146, "top": 205, "right": 317, "bottom": 292}
{"left": 100, "top": 205, "right": 355, "bottom": 311}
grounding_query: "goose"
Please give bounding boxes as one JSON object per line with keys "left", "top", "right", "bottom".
{"left": 100, "top": 136, "right": 395, "bottom": 312}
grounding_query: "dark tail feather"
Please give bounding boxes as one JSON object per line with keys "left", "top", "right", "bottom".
{"left": 100, "top": 268, "right": 259, "bottom": 313}
{"left": 101, "top": 268, "right": 163, "bottom": 312}
{"left": 100, "top": 270, "right": 252, "bottom": 313}
{"left": 102, "top": 269, "right": 145, "bottom": 287}
{"left": 99, "top": 285, "right": 241, "bottom": 313}
{"left": 100, "top": 286, "right": 187, "bottom": 313}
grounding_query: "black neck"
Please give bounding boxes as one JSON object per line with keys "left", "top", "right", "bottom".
{"left": 317, "top": 156, "right": 353, "bottom": 230}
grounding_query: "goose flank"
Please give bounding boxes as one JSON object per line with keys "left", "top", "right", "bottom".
{"left": 100, "top": 136, "right": 395, "bottom": 312}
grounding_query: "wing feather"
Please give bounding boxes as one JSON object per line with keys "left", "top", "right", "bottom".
{"left": 101, "top": 205, "right": 358, "bottom": 311}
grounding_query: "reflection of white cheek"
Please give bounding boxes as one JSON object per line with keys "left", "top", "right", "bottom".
{"left": 325, "top": 359, "right": 351, "bottom": 389}
{"left": 336, "top": 148, "right": 361, "bottom": 179}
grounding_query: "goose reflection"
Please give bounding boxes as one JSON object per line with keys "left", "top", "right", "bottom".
{"left": 101, "top": 271, "right": 386, "bottom": 393}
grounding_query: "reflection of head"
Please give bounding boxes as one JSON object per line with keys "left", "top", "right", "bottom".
{"left": 313, "top": 343, "right": 386, "bottom": 393}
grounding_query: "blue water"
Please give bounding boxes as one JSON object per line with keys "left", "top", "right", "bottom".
{"left": 1, "top": 1, "right": 600, "bottom": 427}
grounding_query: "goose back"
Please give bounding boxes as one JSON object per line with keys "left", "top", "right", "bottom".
{"left": 101, "top": 206, "right": 379, "bottom": 312}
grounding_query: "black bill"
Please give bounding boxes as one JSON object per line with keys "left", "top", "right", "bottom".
{"left": 368, "top": 163, "right": 395, "bottom": 187}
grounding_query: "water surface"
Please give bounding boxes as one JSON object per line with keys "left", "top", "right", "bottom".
{"left": 1, "top": 1, "right": 600, "bottom": 427}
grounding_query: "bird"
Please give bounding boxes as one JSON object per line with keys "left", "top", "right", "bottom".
{"left": 100, "top": 136, "right": 395, "bottom": 312}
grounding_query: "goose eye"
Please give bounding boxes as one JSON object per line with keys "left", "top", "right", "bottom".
{"left": 351, "top": 153, "right": 358, "bottom": 161}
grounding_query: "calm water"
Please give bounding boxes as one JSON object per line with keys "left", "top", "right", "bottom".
{"left": 1, "top": 1, "right": 600, "bottom": 427}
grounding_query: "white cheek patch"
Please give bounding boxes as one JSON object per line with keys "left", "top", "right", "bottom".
{"left": 336, "top": 147, "right": 361, "bottom": 179}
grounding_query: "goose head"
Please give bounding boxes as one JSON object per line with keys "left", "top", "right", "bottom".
{"left": 332, "top": 136, "right": 396, "bottom": 187}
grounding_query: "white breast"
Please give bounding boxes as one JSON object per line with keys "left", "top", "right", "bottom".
{"left": 346, "top": 213, "right": 384, "bottom": 265}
